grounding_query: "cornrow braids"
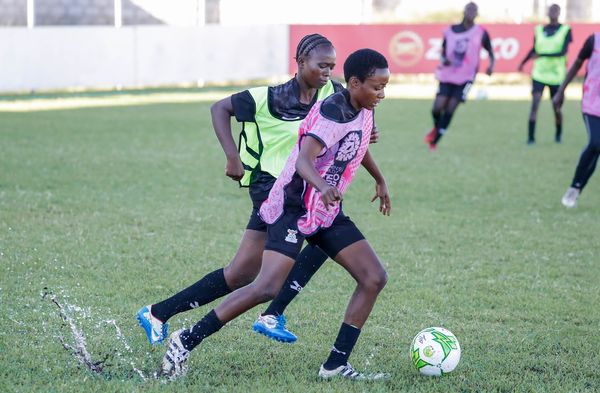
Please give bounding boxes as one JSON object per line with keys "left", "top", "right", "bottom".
{"left": 295, "top": 34, "right": 333, "bottom": 59}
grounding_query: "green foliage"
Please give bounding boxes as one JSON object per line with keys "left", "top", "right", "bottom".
{"left": 1, "top": 96, "right": 599, "bottom": 392}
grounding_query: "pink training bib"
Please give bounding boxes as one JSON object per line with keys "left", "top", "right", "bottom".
{"left": 436, "top": 25, "right": 484, "bottom": 85}
{"left": 260, "top": 101, "right": 373, "bottom": 235}
{"left": 582, "top": 33, "right": 600, "bottom": 117}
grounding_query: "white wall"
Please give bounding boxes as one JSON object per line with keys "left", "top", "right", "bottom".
{"left": 0, "top": 25, "right": 289, "bottom": 92}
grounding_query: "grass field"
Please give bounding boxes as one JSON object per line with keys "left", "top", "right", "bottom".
{"left": 1, "top": 92, "right": 599, "bottom": 392}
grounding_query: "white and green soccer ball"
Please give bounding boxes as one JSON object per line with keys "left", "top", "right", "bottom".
{"left": 411, "top": 327, "right": 461, "bottom": 376}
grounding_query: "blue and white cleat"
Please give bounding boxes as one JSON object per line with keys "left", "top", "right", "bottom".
{"left": 136, "top": 305, "right": 169, "bottom": 345}
{"left": 252, "top": 314, "right": 297, "bottom": 343}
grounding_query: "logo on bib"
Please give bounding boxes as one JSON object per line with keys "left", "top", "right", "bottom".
{"left": 285, "top": 229, "right": 298, "bottom": 244}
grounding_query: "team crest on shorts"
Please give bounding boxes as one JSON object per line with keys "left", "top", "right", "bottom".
{"left": 285, "top": 229, "right": 298, "bottom": 244}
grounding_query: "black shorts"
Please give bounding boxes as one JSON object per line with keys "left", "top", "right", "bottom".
{"left": 437, "top": 81, "right": 473, "bottom": 102}
{"left": 264, "top": 211, "right": 365, "bottom": 260}
{"left": 532, "top": 79, "right": 559, "bottom": 98}
{"left": 246, "top": 207, "right": 268, "bottom": 232}
{"left": 245, "top": 171, "right": 277, "bottom": 232}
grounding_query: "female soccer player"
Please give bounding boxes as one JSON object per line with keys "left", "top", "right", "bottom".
{"left": 553, "top": 32, "right": 600, "bottom": 208}
{"left": 424, "top": 2, "right": 495, "bottom": 151}
{"left": 159, "top": 49, "right": 392, "bottom": 381}
{"left": 136, "top": 34, "right": 345, "bottom": 345}
{"left": 518, "top": 4, "right": 571, "bottom": 144}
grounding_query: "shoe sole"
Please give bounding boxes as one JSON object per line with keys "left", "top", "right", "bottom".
{"left": 252, "top": 325, "right": 297, "bottom": 343}
{"left": 136, "top": 312, "right": 167, "bottom": 345}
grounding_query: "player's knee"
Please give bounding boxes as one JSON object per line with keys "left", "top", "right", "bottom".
{"left": 589, "top": 138, "right": 600, "bottom": 152}
{"left": 360, "top": 268, "right": 388, "bottom": 293}
{"left": 223, "top": 266, "right": 257, "bottom": 290}
{"left": 249, "top": 282, "right": 280, "bottom": 303}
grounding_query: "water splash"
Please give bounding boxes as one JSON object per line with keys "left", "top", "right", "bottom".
{"left": 105, "top": 319, "right": 148, "bottom": 381}
{"left": 42, "top": 288, "right": 105, "bottom": 374}
{"left": 42, "top": 288, "right": 154, "bottom": 381}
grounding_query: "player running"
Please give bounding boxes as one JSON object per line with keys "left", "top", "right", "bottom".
{"left": 424, "top": 2, "right": 495, "bottom": 151}
{"left": 135, "top": 34, "right": 346, "bottom": 345}
{"left": 159, "top": 49, "right": 392, "bottom": 381}
{"left": 554, "top": 32, "right": 600, "bottom": 208}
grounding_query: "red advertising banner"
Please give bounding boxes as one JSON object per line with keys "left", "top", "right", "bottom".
{"left": 289, "top": 24, "right": 599, "bottom": 76}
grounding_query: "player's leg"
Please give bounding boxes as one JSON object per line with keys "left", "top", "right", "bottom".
{"left": 137, "top": 210, "right": 266, "bottom": 345}
{"left": 159, "top": 250, "right": 296, "bottom": 379}
{"left": 528, "top": 80, "right": 544, "bottom": 144}
{"left": 425, "top": 89, "right": 449, "bottom": 149}
{"left": 549, "top": 85, "right": 563, "bottom": 143}
{"left": 159, "top": 213, "right": 303, "bottom": 378}
{"left": 432, "top": 83, "right": 466, "bottom": 146}
{"left": 562, "top": 114, "right": 600, "bottom": 207}
{"left": 315, "top": 218, "right": 388, "bottom": 380}
{"left": 253, "top": 243, "right": 328, "bottom": 342}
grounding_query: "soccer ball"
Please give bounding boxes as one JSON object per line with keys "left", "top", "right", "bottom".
{"left": 410, "top": 327, "right": 461, "bottom": 376}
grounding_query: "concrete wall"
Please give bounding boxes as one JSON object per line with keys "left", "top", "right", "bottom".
{"left": 0, "top": 25, "right": 289, "bottom": 92}
{"left": 0, "top": 0, "right": 165, "bottom": 26}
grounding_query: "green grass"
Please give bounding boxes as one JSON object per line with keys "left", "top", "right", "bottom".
{"left": 1, "top": 95, "right": 599, "bottom": 393}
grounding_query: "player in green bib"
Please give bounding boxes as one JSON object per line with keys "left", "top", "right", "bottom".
{"left": 518, "top": 4, "right": 572, "bottom": 144}
{"left": 135, "top": 34, "right": 350, "bottom": 346}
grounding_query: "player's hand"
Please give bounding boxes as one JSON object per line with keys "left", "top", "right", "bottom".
{"left": 371, "top": 182, "right": 391, "bottom": 216}
{"left": 517, "top": 63, "right": 524, "bottom": 72}
{"left": 553, "top": 90, "right": 565, "bottom": 111}
{"left": 442, "top": 58, "right": 451, "bottom": 66}
{"left": 225, "top": 156, "right": 245, "bottom": 181}
{"left": 486, "top": 65, "right": 493, "bottom": 76}
{"left": 320, "top": 185, "right": 342, "bottom": 210}
{"left": 369, "top": 126, "right": 380, "bottom": 144}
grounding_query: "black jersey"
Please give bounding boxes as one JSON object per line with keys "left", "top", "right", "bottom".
{"left": 231, "top": 78, "right": 344, "bottom": 122}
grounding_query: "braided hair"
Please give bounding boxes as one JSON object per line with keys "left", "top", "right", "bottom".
{"left": 295, "top": 33, "right": 333, "bottom": 60}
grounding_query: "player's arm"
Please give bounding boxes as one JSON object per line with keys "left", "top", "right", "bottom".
{"left": 440, "top": 37, "right": 451, "bottom": 66}
{"left": 482, "top": 30, "right": 495, "bottom": 75}
{"left": 296, "top": 135, "right": 342, "bottom": 209}
{"left": 553, "top": 34, "right": 594, "bottom": 110}
{"left": 518, "top": 48, "right": 536, "bottom": 71}
{"left": 361, "top": 149, "right": 391, "bottom": 216}
{"left": 210, "top": 96, "right": 245, "bottom": 181}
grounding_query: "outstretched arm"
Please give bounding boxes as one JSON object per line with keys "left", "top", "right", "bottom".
{"left": 553, "top": 57, "right": 584, "bottom": 110}
{"left": 211, "top": 96, "right": 245, "bottom": 181}
{"left": 296, "top": 136, "right": 342, "bottom": 209}
{"left": 361, "top": 149, "right": 391, "bottom": 216}
{"left": 553, "top": 34, "right": 594, "bottom": 110}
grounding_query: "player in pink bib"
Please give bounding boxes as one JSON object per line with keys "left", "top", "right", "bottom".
{"left": 158, "top": 49, "right": 392, "bottom": 381}
{"left": 554, "top": 32, "right": 600, "bottom": 208}
{"left": 259, "top": 95, "right": 374, "bottom": 235}
{"left": 425, "top": 2, "right": 495, "bottom": 150}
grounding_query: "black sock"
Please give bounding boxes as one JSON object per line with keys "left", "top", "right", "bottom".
{"left": 438, "top": 111, "right": 454, "bottom": 130}
{"left": 432, "top": 112, "right": 454, "bottom": 144}
{"left": 432, "top": 111, "right": 441, "bottom": 128}
{"left": 151, "top": 268, "right": 232, "bottom": 322}
{"left": 264, "top": 245, "right": 328, "bottom": 316}
{"left": 179, "top": 309, "right": 224, "bottom": 351}
{"left": 322, "top": 323, "right": 361, "bottom": 370}
{"left": 556, "top": 123, "right": 562, "bottom": 141}
{"left": 433, "top": 126, "right": 447, "bottom": 144}
{"left": 528, "top": 120, "right": 536, "bottom": 141}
